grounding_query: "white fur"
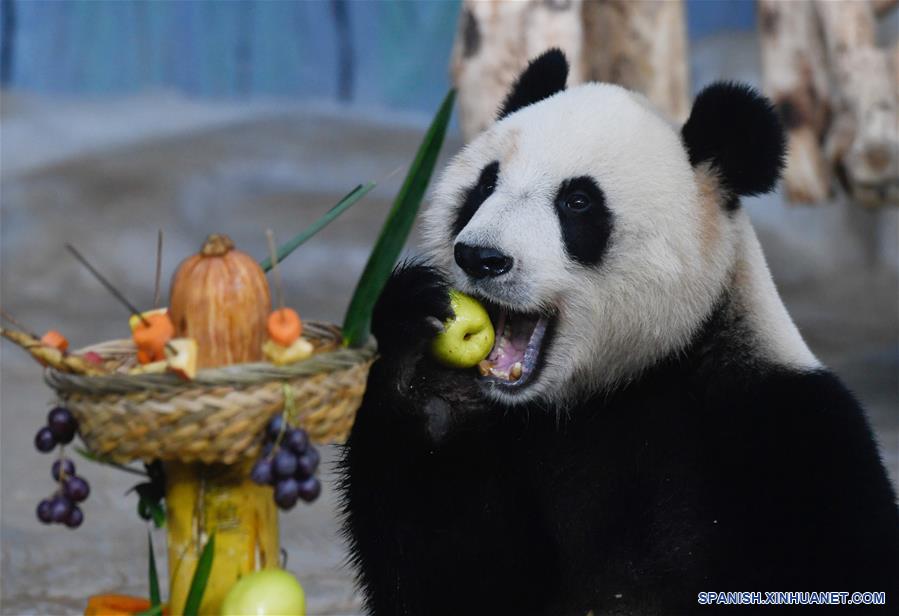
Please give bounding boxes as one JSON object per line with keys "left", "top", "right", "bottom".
{"left": 421, "top": 83, "right": 817, "bottom": 406}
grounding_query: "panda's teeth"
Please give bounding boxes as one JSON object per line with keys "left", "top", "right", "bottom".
{"left": 510, "top": 362, "right": 522, "bottom": 380}
{"left": 478, "top": 360, "right": 492, "bottom": 377}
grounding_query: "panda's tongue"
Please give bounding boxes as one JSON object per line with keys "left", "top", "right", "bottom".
{"left": 479, "top": 311, "right": 540, "bottom": 382}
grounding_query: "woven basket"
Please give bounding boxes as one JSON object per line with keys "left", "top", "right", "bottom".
{"left": 44, "top": 322, "right": 376, "bottom": 465}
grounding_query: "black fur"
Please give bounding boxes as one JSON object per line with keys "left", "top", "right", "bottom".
{"left": 452, "top": 160, "right": 499, "bottom": 236}
{"left": 497, "top": 48, "right": 568, "bottom": 120}
{"left": 340, "top": 266, "right": 899, "bottom": 615}
{"left": 554, "top": 176, "right": 614, "bottom": 266}
{"left": 682, "top": 82, "right": 787, "bottom": 200}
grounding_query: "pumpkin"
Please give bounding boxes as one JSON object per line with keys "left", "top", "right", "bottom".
{"left": 168, "top": 234, "right": 270, "bottom": 369}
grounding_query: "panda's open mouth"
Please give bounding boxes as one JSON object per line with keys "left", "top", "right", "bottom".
{"left": 478, "top": 309, "right": 550, "bottom": 389}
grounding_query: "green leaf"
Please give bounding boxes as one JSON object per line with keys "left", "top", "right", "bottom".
{"left": 342, "top": 89, "right": 456, "bottom": 347}
{"left": 260, "top": 182, "right": 375, "bottom": 272}
{"left": 183, "top": 533, "right": 216, "bottom": 616}
{"left": 148, "top": 531, "right": 161, "bottom": 607}
{"left": 149, "top": 500, "right": 166, "bottom": 529}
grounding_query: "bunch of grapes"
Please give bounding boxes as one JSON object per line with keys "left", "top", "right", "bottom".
{"left": 250, "top": 415, "right": 321, "bottom": 510}
{"left": 34, "top": 406, "right": 90, "bottom": 528}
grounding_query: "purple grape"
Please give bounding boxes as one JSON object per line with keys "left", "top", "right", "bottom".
{"left": 273, "top": 450, "right": 297, "bottom": 479}
{"left": 36, "top": 499, "right": 53, "bottom": 524}
{"left": 296, "top": 447, "right": 320, "bottom": 478}
{"left": 47, "top": 407, "right": 76, "bottom": 444}
{"left": 34, "top": 427, "right": 57, "bottom": 453}
{"left": 63, "top": 476, "right": 90, "bottom": 502}
{"left": 284, "top": 428, "right": 309, "bottom": 455}
{"left": 274, "top": 478, "right": 299, "bottom": 510}
{"left": 52, "top": 458, "right": 76, "bottom": 481}
{"left": 50, "top": 496, "right": 72, "bottom": 523}
{"left": 65, "top": 506, "right": 84, "bottom": 528}
{"left": 266, "top": 415, "right": 284, "bottom": 441}
{"left": 250, "top": 458, "right": 274, "bottom": 486}
{"left": 297, "top": 477, "right": 321, "bottom": 503}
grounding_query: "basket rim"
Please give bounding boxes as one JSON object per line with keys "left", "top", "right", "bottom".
{"left": 45, "top": 321, "right": 377, "bottom": 396}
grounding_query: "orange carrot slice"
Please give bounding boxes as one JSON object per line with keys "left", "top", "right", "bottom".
{"left": 267, "top": 308, "right": 302, "bottom": 346}
{"left": 132, "top": 313, "right": 175, "bottom": 364}
{"left": 84, "top": 594, "right": 153, "bottom": 616}
{"left": 41, "top": 330, "right": 69, "bottom": 352}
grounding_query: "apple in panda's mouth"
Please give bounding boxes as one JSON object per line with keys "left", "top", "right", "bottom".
{"left": 478, "top": 307, "right": 552, "bottom": 389}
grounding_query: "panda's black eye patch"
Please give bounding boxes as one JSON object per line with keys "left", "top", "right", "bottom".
{"left": 453, "top": 161, "right": 500, "bottom": 236}
{"left": 554, "top": 176, "right": 613, "bottom": 266}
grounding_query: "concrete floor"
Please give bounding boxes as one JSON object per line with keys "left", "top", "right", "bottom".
{"left": 1, "top": 47, "right": 897, "bottom": 614}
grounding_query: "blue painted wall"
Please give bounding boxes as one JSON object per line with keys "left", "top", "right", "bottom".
{"left": 0, "top": 0, "right": 756, "bottom": 111}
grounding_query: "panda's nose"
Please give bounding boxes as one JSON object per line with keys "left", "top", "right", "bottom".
{"left": 454, "top": 243, "right": 514, "bottom": 279}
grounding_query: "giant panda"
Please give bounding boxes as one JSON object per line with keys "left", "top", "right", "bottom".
{"left": 339, "top": 50, "right": 899, "bottom": 615}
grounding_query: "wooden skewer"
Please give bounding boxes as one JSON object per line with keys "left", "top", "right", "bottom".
{"left": 66, "top": 244, "right": 176, "bottom": 354}
{"left": 0, "top": 307, "right": 39, "bottom": 338}
{"left": 66, "top": 244, "right": 150, "bottom": 327}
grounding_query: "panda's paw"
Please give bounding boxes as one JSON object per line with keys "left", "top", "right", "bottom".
{"left": 371, "top": 260, "right": 452, "bottom": 360}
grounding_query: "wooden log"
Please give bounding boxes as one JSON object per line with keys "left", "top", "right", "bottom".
{"left": 815, "top": 0, "right": 899, "bottom": 206}
{"left": 758, "top": 0, "right": 832, "bottom": 203}
{"left": 872, "top": 0, "right": 898, "bottom": 17}
{"left": 582, "top": 0, "right": 690, "bottom": 123}
{"left": 450, "top": 0, "right": 690, "bottom": 140}
{"left": 450, "top": 0, "right": 586, "bottom": 141}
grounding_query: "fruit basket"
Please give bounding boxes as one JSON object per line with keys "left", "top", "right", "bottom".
{"left": 44, "top": 322, "right": 375, "bottom": 465}
{"left": 0, "top": 90, "right": 454, "bottom": 616}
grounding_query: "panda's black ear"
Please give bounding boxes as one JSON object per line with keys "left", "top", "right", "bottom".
{"left": 497, "top": 49, "right": 568, "bottom": 120}
{"left": 681, "top": 82, "right": 786, "bottom": 197}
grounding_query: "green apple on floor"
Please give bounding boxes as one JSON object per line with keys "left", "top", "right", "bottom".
{"left": 220, "top": 568, "right": 306, "bottom": 616}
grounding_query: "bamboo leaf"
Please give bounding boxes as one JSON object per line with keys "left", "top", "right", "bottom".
{"left": 148, "top": 531, "right": 161, "bottom": 607}
{"left": 148, "top": 499, "right": 166, "bottom": 529}
{"left": 342, "top": 89, "right": 455, "bottom": 346}
{"left": 260, "top": 182, "right": 375, "bottom": 272}
{"left": 183, "top": 534, "right": 216, "bottom": 616}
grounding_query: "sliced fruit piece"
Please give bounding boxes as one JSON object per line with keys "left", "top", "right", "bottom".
{"left": 263, "top": 337, "right": 314, "bottom": 366}
{"left": 82, "top": 351, "right": 104, "bottom": 366}
{"left": 129, "top": 360, "right": 167, "bottom": 375}
{"left": 165, "top": 338, "right": 198, "bottom": 380}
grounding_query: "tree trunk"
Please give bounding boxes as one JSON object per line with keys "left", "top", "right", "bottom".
{"left": 815, "top": 0, "right": 899, "bottom": 206}
{"left": 451, "top": 0, "right": 586, "bottom": 141}
{"left": 758, "top": 0, "right": 832, "bottom": 203}
{"left": 872, "top": 0, "right": 898, "bottom": 17}
{"left": 582, "top": 0, "right": 690, "bottom": 123}
{"left": 450, "top": 0, "right": 689, "bottom": 142}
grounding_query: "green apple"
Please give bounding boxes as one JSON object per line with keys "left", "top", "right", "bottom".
{"left": 430, "top": 290, "right": 495, "bottom": 369}
{"left": 220, "top": 568, "right": 306, "bottom": 616}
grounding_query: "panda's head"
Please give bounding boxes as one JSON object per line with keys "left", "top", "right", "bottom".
{"left": 421, "top": 49, "right": 787, "bottom": 405}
